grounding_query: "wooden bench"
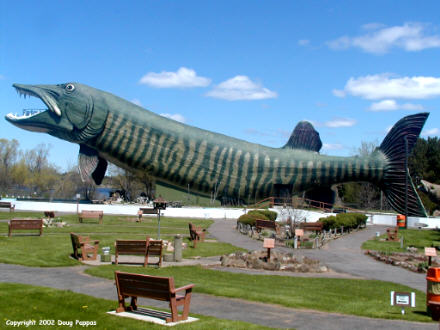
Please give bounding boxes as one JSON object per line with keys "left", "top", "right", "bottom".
{"left": 70, "top": 233, "right": 100, "bottom": 261}
{"left": 115, "top": 238, "right": 163, "bottom": 267}
{"left": 188, "top": 223, "right": 205, "bottom": 248}
{"left": 137, "top": 207, "right": 158, "bottom": 221}
{"left": 300, "top": 222, "right": 324, "bottom": 233}
{"left": 78, "top": 210, "right": 103, "bottom": 224}
{"left": 0, "top": 201, "right": 15, "bottom": 212}
{"left": 8, "top": 219, "right": 43, "bottom": 237}
{"left": 255, "top": 219, "right": 280, "bottom": 234}
{"left": 386, "top": 227, "right": 399, "bottom": 241}
{"left": 115, "top": 271, "right": 195, "bottom": 323}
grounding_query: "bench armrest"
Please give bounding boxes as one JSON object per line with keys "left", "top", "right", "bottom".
{"left": 173, "top": 283, "right": 195, "bottom": 293}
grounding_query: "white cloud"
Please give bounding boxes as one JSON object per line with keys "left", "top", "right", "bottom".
{"left": 131, "top": 99, "right": 142, "bottom": 106}
{"left": 298, "top": 39, "right": 310, "bottom": 46}
{"left": 139, "top": 67, "right": 211, "bottom": 88}
{"left": 368, "top": 99, "right": 424, "bottom": 111}
{"left": 340, "top": 74, "right": 440, "bottom": 100}
{"left": 206, "top": 75, "right": 277, "bottom": 101}
{"left": 160, "top": 113, "right": 186, "bottom": 123}
{"left": 322, "top": 143, "right": 344, "bottom": 151}
{"left": 324, "top": 118, "right": 356, "bottom": 128}
{"left": 422, "top": 128, "right": 440, "bottom": 137}
{"left": 327, "top": 22, "right": 440, "bottom": 54}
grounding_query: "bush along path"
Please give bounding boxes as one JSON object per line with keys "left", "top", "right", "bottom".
{"left": 236, "top": 210, "right": 368, "bottom": 250}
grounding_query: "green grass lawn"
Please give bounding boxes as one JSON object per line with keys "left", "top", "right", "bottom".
{"left": 362, "top": 228, "right": 440, "bottom": 253}
{"left": 0, "top": 282, "right": 270, "bottom": 329}
{"left": 86, "top": 265, "right": 433, "bottom": 322}
{"left": 0, "top": 211, "right": 244, "bottom": 267}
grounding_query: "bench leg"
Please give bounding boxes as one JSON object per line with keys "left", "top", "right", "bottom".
{"left": 129, "top": 296, "right": 138, "bottom": 311}
{"left": 168, "top": 298, "right": 179, "bottom": 323}
{"left": 8, "top": 226, "right": 11, "bottom": 237}
{"left": 181, "top": 291, "right": 192, "bottom": 321}
{"left": 116, "top": 295, "right": 126, "bottom": 313}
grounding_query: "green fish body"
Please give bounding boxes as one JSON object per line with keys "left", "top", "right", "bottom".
{"left": 6, "top": 82, "right": 429, "bottom": 216}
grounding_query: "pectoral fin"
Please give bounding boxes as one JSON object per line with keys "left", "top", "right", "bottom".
{"left": 78, "top": 144, "right": 108, "bottom": 185}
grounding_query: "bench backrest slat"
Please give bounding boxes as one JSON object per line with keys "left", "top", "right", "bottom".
{"left": 255, "top": 219, "right": 276, "bottom": 228}
{"left": 147, "top": 240, "right": 163, "bottom": 256}
{"left": 10, "top": 219, "right": 43, "bottom": 229}
{"left": 71, "top": 233, "right": 81, "bottom": 247}
{"left": 116, "top": 240, "right": 147, "bottom": 254}
{"left": 80, "top": 211, "right": 103, "bottom": 217}
{"left": 116, "top": 272, "right": 173, "bottom": 301}
{"left": 300, "top": 222, "right": 324, "bottom": 230}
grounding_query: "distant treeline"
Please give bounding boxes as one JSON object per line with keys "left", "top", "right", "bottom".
{"left": 0, "top": 137, "right": 439, "bottom": 213}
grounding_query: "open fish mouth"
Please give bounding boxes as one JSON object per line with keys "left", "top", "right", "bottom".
{"left": 6, "top": 84, "right": 61, "bottom": 121}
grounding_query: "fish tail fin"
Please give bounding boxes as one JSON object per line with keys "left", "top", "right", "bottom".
{"left": 379, "top": 112, "right": 429, "bottom": 217}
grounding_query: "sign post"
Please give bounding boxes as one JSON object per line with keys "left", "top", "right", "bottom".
{"left": 391, "top": 291, "right": 415, "bottom": 315}
{"left": 294, "top": 229, "right": 304, "bottom": 249}
{"left": 425, "top": 247, "right": 437, "bottom": 266}
{"left": 263, "top": 238, "right": 275, "bottom": 260}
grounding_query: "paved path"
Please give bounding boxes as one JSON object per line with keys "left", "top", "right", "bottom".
{"left": 0, "top": 220, "right": 436, "bottom": 329}
{"left": 210, "top": 219, "right": 426, "bottom": 291}
{"left": 0, "top": 263, "right": 435, "bottom": 330}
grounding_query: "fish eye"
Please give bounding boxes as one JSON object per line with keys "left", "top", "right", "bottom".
{"left": 65, "top": 83, "right": 75, "bottom": 92}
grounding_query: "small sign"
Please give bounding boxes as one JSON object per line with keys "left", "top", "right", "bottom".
{"left": 295, "top": 229, "right": 304, "bottom": 237}
{"left": 391, "top": 291, "right": 415, "bottom": 307}
{"left": 263, "top": 238, "right": 275, "bottom": 249}
{"left": 425, "top": 247, "right": 437, "bottom": 257}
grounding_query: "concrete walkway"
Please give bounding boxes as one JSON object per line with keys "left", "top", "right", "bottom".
{"left": 0, "top": 263, "right": 435, "bottom": 330}
{"left": 210, "top": 219, "right": 426, "bottom": 291}
{"left": 0, "top": 219, "right": 436, "bottom": 329}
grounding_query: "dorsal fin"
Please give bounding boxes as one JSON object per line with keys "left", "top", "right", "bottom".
{"left": 283, "top": 121, "right": 322, "bottom": 152}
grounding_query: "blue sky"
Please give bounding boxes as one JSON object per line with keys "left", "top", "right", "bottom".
{"left": 1, "top": 1, "right": 440, "bottom": 171}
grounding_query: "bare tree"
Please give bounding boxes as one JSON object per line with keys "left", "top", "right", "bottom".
{"left": 0, "top": 139, "right": 19, "bottom": 192}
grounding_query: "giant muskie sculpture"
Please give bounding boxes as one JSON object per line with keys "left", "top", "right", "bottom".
{"left": 6, "top": 82, "right": 429, "bottom": 216}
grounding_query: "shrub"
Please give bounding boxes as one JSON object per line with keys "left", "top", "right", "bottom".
{"left": 237, "top": 214, "right": 258, "bottom": 226}
{"left": 247, "top": 210, "right": 269, "bottom": 220}
{"left": 318, "top": 213, "right": 367, "bottom": 230}
{"left": 318, "top": 215, "right": 336, "bottom": 231}
{"left": 256, "top": 209, "right": 278, "bottom": 221}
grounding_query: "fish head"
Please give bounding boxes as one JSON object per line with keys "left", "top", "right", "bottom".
{"left": 6, "top": 82, "right": 108, "bottom": 143}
